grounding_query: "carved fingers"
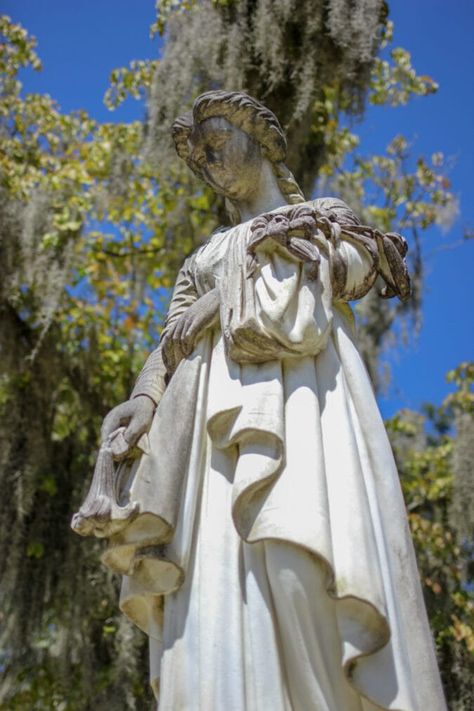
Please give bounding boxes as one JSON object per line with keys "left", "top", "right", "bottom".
{"left": 101, "top": 401, "right": 134, "bottom": 442}
{"left": 124, "top": 397, "right": 155, "bottom": 446}
{"left": 101, "top": 396, "right": 155, "bottom": 451}
{"left": 161, "top": 314, "right": 196, "bottom": 374}
{"left": 161, "top": 287, "right": 220, "bottom": 375}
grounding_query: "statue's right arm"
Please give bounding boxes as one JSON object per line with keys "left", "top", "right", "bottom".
{"left": 101, "top": 255, "right": 199, "bottom": 449}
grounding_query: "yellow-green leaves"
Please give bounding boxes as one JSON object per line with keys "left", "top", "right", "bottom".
{"left": 445, "top": 362, "right": 474, "bottom": 415}
{"left": 386, "top": 370, "right": 474, "bottom": 682}
{"left": 370, "top": 47, "right": 438, "bottom": 106}
{"left": 104, "top": 60, "right": 158, "bottom": 110}
{"left": 0, "top": 15, "right": 42, "bottom": 77}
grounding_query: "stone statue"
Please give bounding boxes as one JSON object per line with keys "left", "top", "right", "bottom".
{"left": 72, "top": 91, "right": 446, "bottom": 710}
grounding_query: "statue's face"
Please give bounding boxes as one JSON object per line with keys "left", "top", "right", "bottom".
{"left": 188, "top": 117, "right": 263, "bottom": 201}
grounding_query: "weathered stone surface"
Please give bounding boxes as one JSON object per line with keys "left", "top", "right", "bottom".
{"left": 73, "top": 90, "right": 445, "bottom": 710}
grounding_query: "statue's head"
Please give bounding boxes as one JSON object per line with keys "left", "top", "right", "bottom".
{"left": 172, "top": 90, "right": 304, "bottom": 222}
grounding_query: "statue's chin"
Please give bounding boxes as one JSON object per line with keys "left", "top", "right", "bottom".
{"left": 202, "top": 168, "right": 245, "bottom": 200}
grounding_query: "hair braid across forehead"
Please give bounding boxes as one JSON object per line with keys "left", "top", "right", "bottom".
{"left": 193, "top": 91, "right": 287, "bottom": 163}
{"left": 172, "top": 90, "right": 288, "bottom": 164}
{"left": 172, "top": 90, "right": 305, "bottom": 223}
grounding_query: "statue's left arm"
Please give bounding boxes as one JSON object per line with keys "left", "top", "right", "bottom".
{"left": 313, "top": 197, "right": 411, "bottom": 304}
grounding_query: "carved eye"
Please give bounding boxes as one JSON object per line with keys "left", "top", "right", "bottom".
{"left": 205, "top": 148, "right": 220, "bottom": 164}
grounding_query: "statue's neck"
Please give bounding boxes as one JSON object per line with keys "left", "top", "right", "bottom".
{"left": 233, "top": 161, "right": 288, "bottom": 223}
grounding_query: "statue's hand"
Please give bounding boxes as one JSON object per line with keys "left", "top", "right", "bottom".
{"left": 162, "top": 287, "right": 220, "bottom": 374}
{"left": 100, "top": 395, "right": 155, "bottom": 453}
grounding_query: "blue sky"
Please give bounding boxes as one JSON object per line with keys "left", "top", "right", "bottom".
{"left": 3, "top": 0, "right": 473, "bottom": 417}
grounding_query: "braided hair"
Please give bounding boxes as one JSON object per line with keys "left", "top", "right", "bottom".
{"left": 172, "top": 90, "right": 305, "bottom": 224}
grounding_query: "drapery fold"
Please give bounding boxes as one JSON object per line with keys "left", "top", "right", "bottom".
{"left": 110, "top": 320, "right": 444, "bottom": 709}
{"left": 99, "top": 206, "right": 445, "bottom": 710}
{"left": 220, "top": 221, "right": 334, "bottom": 363}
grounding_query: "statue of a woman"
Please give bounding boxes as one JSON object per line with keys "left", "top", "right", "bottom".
{"left": 73, "top": 91, "right": 446, "bottom": 710}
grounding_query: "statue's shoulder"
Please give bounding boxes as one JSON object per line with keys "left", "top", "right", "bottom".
{"left": 180, "top": 225, "right": 231, "bottom": 272}
{"left": 183, "top": 226, "right": 224, "bottom": 260}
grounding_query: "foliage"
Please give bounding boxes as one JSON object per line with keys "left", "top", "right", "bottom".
{"left": 386, "top": 363, "right": 474, "bottom": 709}
{"left": 108, "top": 1, "right": 457, "bottom": 387}
{"left": 323, "top": 133, "right": 456, "bottom": 387}
{"left": 142, "top": 0, "right": 391, "bottom": 194}
{"left": 370, "top": 43, "right": 439, "bottom": 106}
{"left": 0, "top": 5, "right": 469, "bottom": 709}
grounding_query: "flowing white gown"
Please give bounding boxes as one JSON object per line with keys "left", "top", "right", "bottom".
{"left": 102, "top": 199, "right": 446, "bottom": 710}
